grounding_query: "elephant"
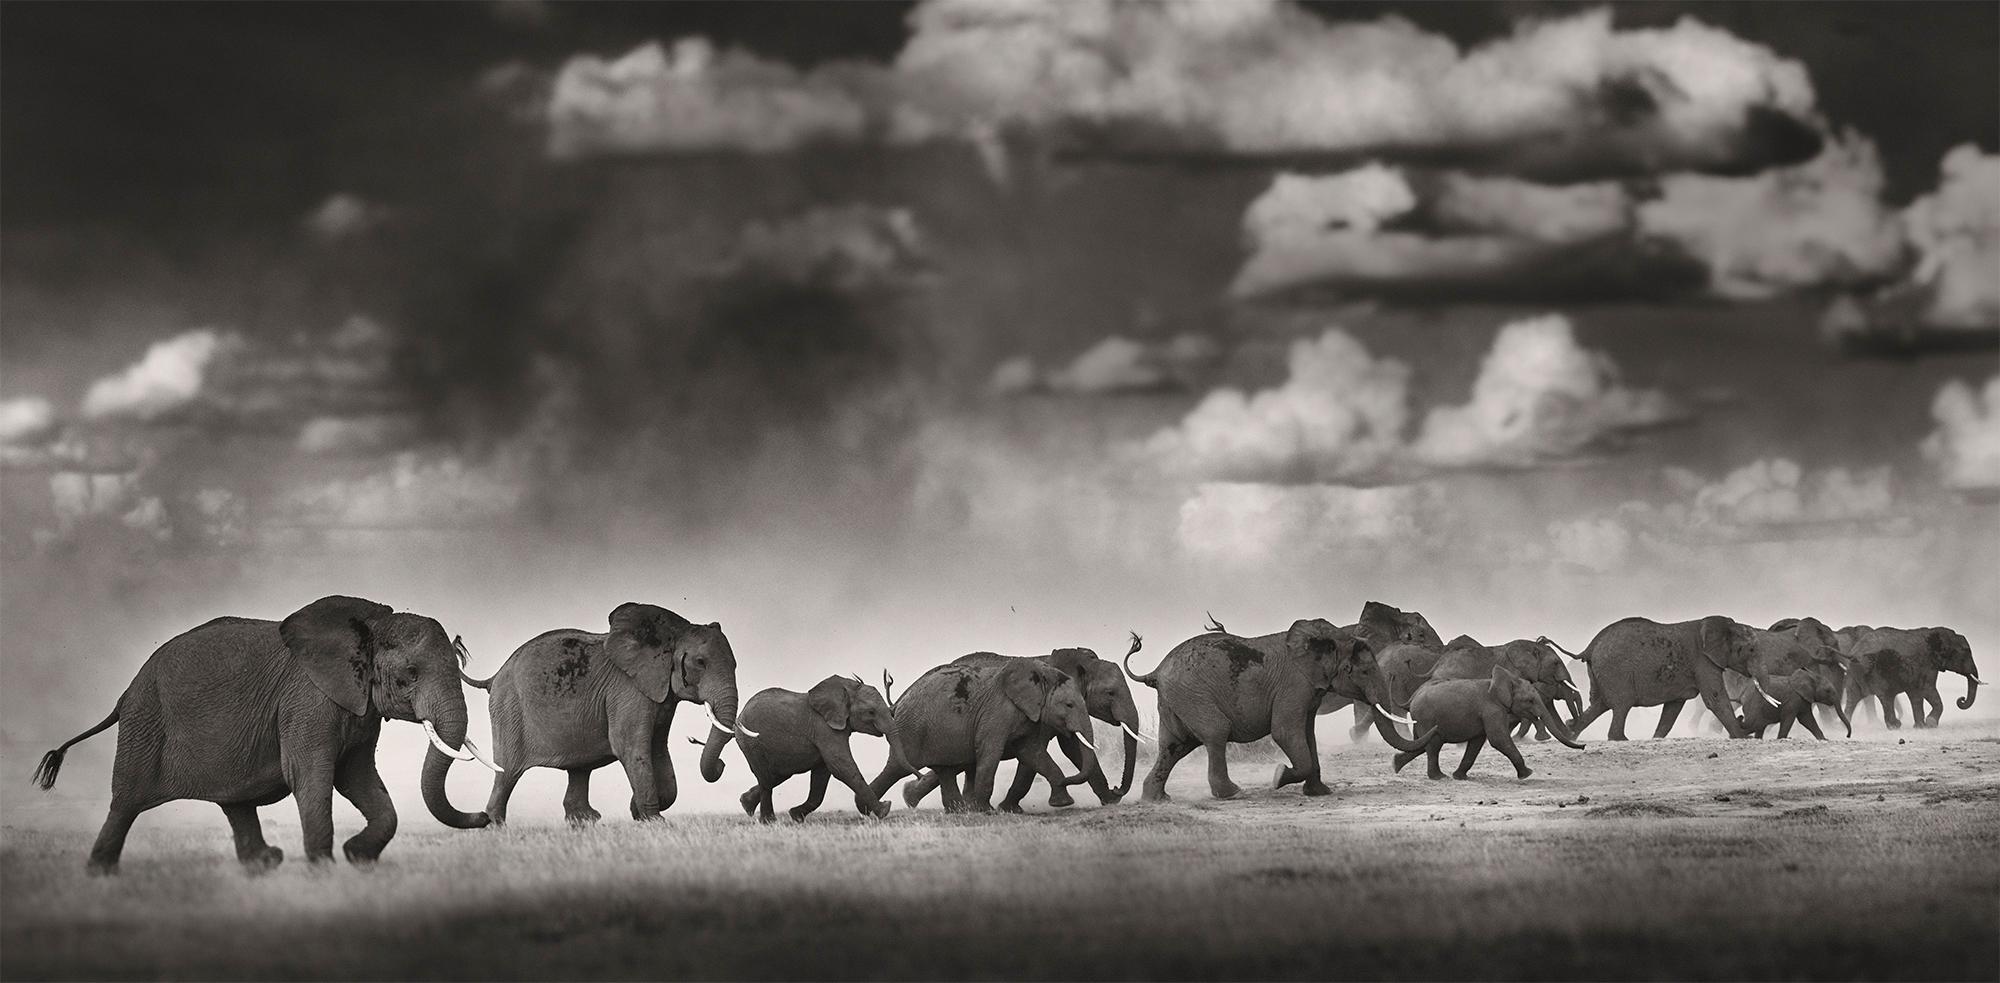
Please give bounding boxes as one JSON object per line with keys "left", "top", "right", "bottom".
{"left": 736, "top": 674, "right": 914, "bottom": 823}
{"left": 31, "top": 596, "right": 485, "bottom": 873}
{"left": 864, "top": 656, "right": 1098, "bottom": 814}
{"left": 433, "top": 602, "right": 746, "bottom": 828}
{"left": 1393, "top": 665, "right": 1587, "bottom": 779}
{"left": 1313, "top": 602, "right": 1445, "bottom": 739}
{"left": 1836, "top": 626, "right": 1980, "bottom": 729}
{"left": 1551, "top": 616, "right": 1846, "bottom": 740}
{"left": 900, "top": 637, "right": 1146, "bottom": 812}
{"left": 1424, "top": 636, "right": 1584, "bottom": 740}
{"left": 1734, "top": 668, "right": 1845, "bottom": 739}
{"left": 1125, "top": 618, "right": 1432, "bottom": 801}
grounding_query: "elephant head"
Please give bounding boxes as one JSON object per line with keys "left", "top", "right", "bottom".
{"left": 1489, "top": 666, "right": 1587, "bottom": 750}
{"left": 1697, "top": 615, "right": 1760, "bottom": 677}
{"left": 1047, "top": 637, "right": 1146, "bottom": 797}
{"left": 1494, "top": 639, "right": 1584, "bottom": 723}
{"left": 606, "top": 602, "right": 743, "bottom": 782}
{"left": 809, "top": 676, "right": 916, "bottom": 775}
{"left": 1924, "top": 628, "right": 1980, "bottom": 710}
{"left": 1353, "top": 601, "right": 1443, "bottom": 650}
{"left": 1293, "top": 619, "right": 1431, "bottom": 753}
{"left": 1000, "top": 661, "right": 1098, "bottom": 779}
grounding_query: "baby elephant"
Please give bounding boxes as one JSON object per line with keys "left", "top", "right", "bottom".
{"left": 736, "top": 675, "right": 914, "bottom": 823}
{"left": 1395, "top": 666, "right": 1586, "bottom": 780}
{"left": 1736, "top": 669, "right": 1848, "bottom": 740}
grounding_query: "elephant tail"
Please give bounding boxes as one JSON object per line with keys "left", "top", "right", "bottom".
{"left": 458, "top": 667, "right": 494, "bottom": 689}
{"left": 32, "top": 709, "right": 118, "bottom": 790}
{"left": 1123, "top": 633, "right": 1161, "bottom": 688}
{"left": 1203, "top": 612, "right": 1226, "bottom": 634}
{"left": 1537, "top": 634, "right": 1588, "bottom": 663}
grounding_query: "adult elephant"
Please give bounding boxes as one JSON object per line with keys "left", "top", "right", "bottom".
{"left": 433, "top": 602, "right": 746, "bottom": 827}
{"left": 1126, "top": 618, "right": 1430, "bottom": 801}
{"left": 865, "top": 656, "right": 1097, "bottom": 814}
{"left": 1316, "top": 602, "right": 1445, "bottom": 738}
{"left": 1838, "top": 626, "right": 1979, "bottom": 729}
{"left": 901, "top": 637, "right": 1145, "bottom": 810}
{"left": 32, "top": 596, "right": 487, "bottom": 873}
{"left": 1424, "top": 636, "right": 1584, "bottom": 740}
{"left": 1550, "top": 616, "right": 1843, "bottom": 740}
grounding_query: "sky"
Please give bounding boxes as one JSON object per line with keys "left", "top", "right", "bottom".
{"left": 2, "top": 0, "right": 1995, "bottom": 823}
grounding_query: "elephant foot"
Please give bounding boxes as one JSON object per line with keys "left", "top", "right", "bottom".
{"left": 1451, "top": 771, "right": 1471, "bottom": 781}
{"left": 999, "top": 801, "right": 1025, "bottom": 815}
{"left": 741, "top": 791, "right": 761, "bottom": 816}
{"left": 565, "top": 806, "right": 601, "bottom": 827}
{"left": 340, "top": 839, "right": 382, "bottom": 866}
{"left": 630, "top": 804, "right": 665, "bottom": 823}
{"left": 1271, "top": 765, "right": 1291, "bottom": 789}
{"left": 1140, "top": 785, "right": 1170, "bottom": 803}
{"left": 86, "top": 859, "right": 119, "bottom": 877}
{"left": 1302, "top": 780, "right": 1331, "bottom": 797}
{"left": 1096, "top": 790, "right": 1124, "bottom": 806}
{"left": 967, "top": 801, "right": 996, "bottom": 815}
{"left": 1514, "top": 766, "right": 1534, "bottom": 780}
{"left": 1048, "top": 787, "right": 1075, "bottom": 808}
{"left": 757, "top": 811, "right": 776, "bottom": 825}
{"left": 240, "top": 846, "right": 284, "bottom": 875}
{"left": 1210, "top": 782, "right": 1241, "bottom": 800}
{"left": 786, "top": 806, "right": 813, "bottom": 823}
{"left": 867, "top": 800, "right": 891, "bottom": 820}
{"left": 1426, "top": 769, "right": 1446, "bottom": 781}
{"left": 901, "top": 782, "right": 925, "bottom": 809}
{"left": 1885, "top": 719, "right": 1901, "bottom": 730}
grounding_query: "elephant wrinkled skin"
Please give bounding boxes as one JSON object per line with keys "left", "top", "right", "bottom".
{"left": 436, "top": 602, "right": 744, "bottom": 827}
{"left": 737, "top": 675, "right": 913, "bottom": 823}
{"left": 32, "top": 595, "right": 476, "bottom": 873}
{"left": 866, "top": 657, "right": 1097, "bottom": 814}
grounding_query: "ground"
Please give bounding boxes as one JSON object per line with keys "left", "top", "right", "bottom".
{"left": 3, "top": 722, "right": 1996, "bottom": 981}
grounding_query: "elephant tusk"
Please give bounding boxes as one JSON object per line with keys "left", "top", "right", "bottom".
{"left": 686, "top": 737, "right": 705, "bottom": 746}
{"left": 705, "top": 707, "right": 758, "bottom": 739}
{"left": 1074, "top": 730, "right": 1098, "bottom": 753}
{"left": 1120, "top": 721, "right": 1156, "bottom": 744}
{"left": 1750, "top": 677, "right": 1780, "bottom": 708}
{"left": 1561, "top": 680, "right": 1582, "bottom": 699}
{"left": 461, "top": 736, "right": 502, "bottom": 773}
{"left": 423, "top": 720, "right": 475, "bottom": 761}
{"left": 1374, "top": 703, "right": 1417, "bottom": 726}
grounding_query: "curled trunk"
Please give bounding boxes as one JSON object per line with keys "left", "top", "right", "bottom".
{"left": 419, "top": 704, "right": 488, "bottom": 829}
{"left": 697, "top": 685, "right": 739, "bottom": 783}
{"left": 1958, "top": 674, "right": 1980, "bottom": 711}
{"left": 1535, "top": 697, "right": 1588, "bottom": 750}
{"left": 1371, "top": 709, "right": 1430, "bottom": 752}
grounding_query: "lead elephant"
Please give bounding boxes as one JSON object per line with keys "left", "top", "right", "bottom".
{"left": 1838, "top": 626, "right": 1980, "bottom": 728}
{"left": 1425, "top": 636, "right": 1584, "bottom": 740}
{"left": 32, "top": 596, "right": 483, "bottom": 873}
{"left": 736, "top": 675, "right": 914, "bottom": 823}
{"left": 433, "top": 602, "right": 746, "bottom": 827}
{"left": 1126, "top": 618, "right": 1431, "bottom": 801}
{"left": 1393, "top": 665, "right": 1586, "bottom": 779}
{"left": 865, "top": 656, "right": 1097, "bottom": 814}
{"left": 901, "top": 637, "right": 1145, "bottom": 811}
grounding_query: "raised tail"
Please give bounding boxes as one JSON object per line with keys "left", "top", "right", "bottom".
{"left": 33, "top": 709, "right": 118, "bottom": 790}
{"left": 1536, "top": 634, "right": 1588, "bottom": 662}
{"left": 1203, "top": 612, "right": 1226, "bottom": 634}
{"left": 1122, "top": 632, "right": 1161, "bottom": 688}
{"left": 458, "top": 667, "right": 494, "bottom": 689}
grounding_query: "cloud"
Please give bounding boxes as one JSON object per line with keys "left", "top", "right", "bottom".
{"left": 898, "top": 2, "right": 1821, "bottom": 178}
{"left": 1410, "top": 314, "right": 1683, "bottom": 468}
{"left": 1635, "top": 130, "right": 1907, "bottom": 299}
{"left": 1667, "top": 458, "right": 1896, "bottom": 531}
{"left": 1922, "top": 375, "right": 2000, "bottom": 494}
{"left": 990, "top": 333, "right": 1221, "bottom": 396}
{"left": 280, "top": 451, "right": 527, "bottom": 529}
{"left": 1903, "top": 145, "right": 2000, "bottom": 330}
{"left": 1144, "top": 327, "right": 1410, "bottom": 482}
{"left": 546, "top": 38, "right": 926, "bottom": 159}
{"left": 717, "top": 204, "right": 928, "bottom": 291}
{"left": 1176, "top": 480, "right": 1438, "bottom": 564}
{"left": 1148, "top": 314, "right": 1678, "bottom": 481}
{"left": 544, "top": 3, "right": 1822, "bottom": 179}
{"left": 296, "top": 414, "right": 420, "bottom": 456}
{"left": 0, "top": 396, "right": 55, "bottom": 446}
{"left": 80, "top": 329, "right": 238, "bottom": 422}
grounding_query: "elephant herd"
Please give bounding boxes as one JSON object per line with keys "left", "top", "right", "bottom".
{"left": 32, "top": 595, "right": 1981, "bottom": 873}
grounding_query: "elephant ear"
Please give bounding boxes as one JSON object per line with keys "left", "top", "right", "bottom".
{"left": 280, "top": 595, "right": 391, "bottom": 716}
{"left": 807, "top": 676, "right": 852, "bottom": 731}
{"left": 1488, "top": 665, "right": 1523, "bottom": 701}
{"left": 1697, "top": 616, "right": 1746, "bottom": 672}
{"left": 1001, "top": 663, "right": 1049, "bottom": 723}
{"left": 1285, "top": 619, "right": 1345, "bottom": 689}
{"left": 605, "top": 602, "right": 693, "bottom": 703}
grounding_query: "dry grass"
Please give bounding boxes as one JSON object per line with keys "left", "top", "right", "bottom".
{"left": 4, "top": 723, "right": 1998, "bottom": 981}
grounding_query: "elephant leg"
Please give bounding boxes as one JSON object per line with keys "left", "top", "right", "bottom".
{"left": 1652, "top": 700, "right": 1687, "bottom": 739}
{"left": 1452, "top": 737, "right": 1487, "bottom": 780}
{"left": 1794, "top": 708, "right": 1828, "bottom": 741}
{"left": 1608, "top": 705, "right": 1631, "bottom": 741}
{"left": 865, "top": 755, "right": 914, "bottom": 804}
{"left": 649, "top": 721, "right": 678, "bottom": 812}
{"left": 1568, "top": 695, "right": 1610, "bottom": 739}
{"left": 1489, "top": 726, "right": 1533, "bottom": 780}
{"left": 1696, "top": 682, "right": 1748, "bottom": 739}
{"left": 1424, "top": 734, "right": 1446, "bottom": 780}
{"left": 87, "top": 802, "right": 146, "bottom": 875}
{"left": 756, "top": 785, "right": 776, "bottom": 824}
{"left": 902, "top": 770, "right": 944, "bottom": 809}
{"left": 998, "top": 762, "right": 1036, "bottom": 813}
{"left": 965, "top": 745, "right": 1003, "bottom": 814}
{"left": 788, "top": 767, "right": 830, "bottom": 822}
{"left": 560, "top": 768, "right": 598, "bottom": 826}
{"left": 1348, "top": 703, "right": 1374, "bottom": 743}
{"left": 1142, "top": 712, "right": 1198, "bottom": 802}
{"left": 334, "top": 752, "right": 397, "bottom": 864}
{"left": 220, "top": 803, "right": 282, "bottom": 873}
{"left": 1391, "top": 744, "right": 1425, "bottom": 774}
{"left": 284, "top": 757, "right": 338, "bottom": 863}
{"left": 1881, "top": 694, "right": 1901, "bottom": 729}
{"left": 740, "top": 783, "right": 764, "bottom": 816}
{"left": 1270, "top": 705, "right": 1328, "bottom": 797}
{"left": 1029, "top": 747, "right": 1076, "bottom": 807}
{"left": 609, "top": 718, "right": 664, "bottom": 822}
{"left": 936, "top": 770, "right": 967, "bottom": 812}
{"left": 1202, "top": 737, "right": 1239, "bottom": 800}
{"left": 822, "top": 740, "right": 888, "bottom": 819}
{"left": 1920, "top": 683, "right": 1944, "bottom": 727}
{"left": 1053, "top": 731, "right": 1103, "bottom": 804}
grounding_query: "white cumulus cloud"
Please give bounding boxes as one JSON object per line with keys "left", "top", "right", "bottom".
{"left": 0, "top": 396, "right": 56, "bottom": 446}
{"left": 991, "top": 334, "right": 1221, "bottom": 396}
{"left": 1922, "top": 375, "right": 2000, "bottom": 493}
{"left": 81, "top": 329, "right": 238, "bottom": 422}
{"left": 1903, "top": 145, "right": 2000, "bottom": 330}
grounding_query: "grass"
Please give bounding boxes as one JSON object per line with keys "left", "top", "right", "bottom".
{"left": 4, "top": 725, "right": 1998, "bottom": 980}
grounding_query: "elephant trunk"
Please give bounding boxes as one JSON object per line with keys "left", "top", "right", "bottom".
{"left": 1537, "top": 697, "right": 1588, "bottom": 751}
{"left": 420, "top": 702, "right": 489, "bottom": 829}
{"left": 698, "top": 684, "right": 739, "bottom": 783}
{"left": 1111, "top": 691, "right": 1141, "bottom": 797}
{"left": 883, "top": 721, "right": 918, "bottom": 776}
{"left": 1371, "top": 707, "right": 1430, "bottom": 752}
{"left": 1833, "top": 698, "right": 1852, "bottom": 738}
{"left": 1958, "top": 673, "right": 1980, "bottom": 711}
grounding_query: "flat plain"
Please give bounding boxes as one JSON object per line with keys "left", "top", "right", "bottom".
{"left": 4, "top": 721, "right": 1997, "bottom": 981}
